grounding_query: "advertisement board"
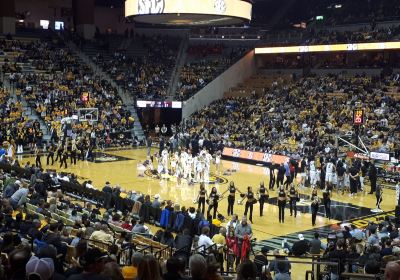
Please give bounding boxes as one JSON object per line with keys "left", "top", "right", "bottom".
{"left": 222, "top": 147, "right": 289, "bottom": 164}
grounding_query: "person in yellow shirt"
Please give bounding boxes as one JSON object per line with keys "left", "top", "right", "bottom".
{"left": 122, "top": 252, "right": 143, "bottom": 280}
{"left": 211, "top": 227, "right": 226, "bottom": 273}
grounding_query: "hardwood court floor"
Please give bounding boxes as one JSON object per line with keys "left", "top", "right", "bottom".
{"left": 19, "top": 147, "right": 396, "bottom": 279}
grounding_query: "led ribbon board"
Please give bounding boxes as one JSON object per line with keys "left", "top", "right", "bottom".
{"left": 125, "top": 0, "right": 252, "bottom": 25}
{"left": 255, "top": 42, "right": 400, "bottom": 54}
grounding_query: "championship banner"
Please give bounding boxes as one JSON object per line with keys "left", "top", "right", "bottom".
{"left": 222, "top": 147, "right": 289, "bottom": 164}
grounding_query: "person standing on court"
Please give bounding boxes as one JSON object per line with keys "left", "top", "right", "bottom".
{"left": 227, "top": 181, "right": 239, "bottom": 216}
{"left": 288, "top": 184, "right": 298, "bottom": 217}
{"left": 349, "top": 164, "right": 359, "bottom": 197}
{"left": 375, "top": 184, "right": 383, "bottom": 210}
{"left": 277, "top": 186, "right": 287, "bottom": 223}
{"left": 197, "top": 183, "right": 207, "bottom": 215}
{"left": 258, "top": 182, "right": 269, "bottom": 217}
{"left": 244, "top": 186, "right": 256, "bottom": 223}
{"left": 322, "top": 186, "right": 331, "bottom": 220}
{"left": 269, "top": 163, "right": 276, "bottom": 190}
{"left": 146, "top": 135, "right": 152, "bottom": 157}
{"left": 46, "top": 144, "right": 55, "bottom": 165}
{"left": 368, "top": 160, "right": 377, "bottom": 194}
{"left": 277, "top": 163, "right": 285, "bottom": 189}
{"left": 207, "top": 187, "right": 219, "bottom": 219}
{"left": 311, "top": 190, "right": 320, "bottom": 226}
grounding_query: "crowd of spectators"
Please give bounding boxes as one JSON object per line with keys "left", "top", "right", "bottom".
{"left": 183, "top": 73, "right": 400, "bottom": 157}
{"left": 1, "top": 149, "right": 400, "bottom": 279}
{"left": 1, "top": 38, "right": 135, "bottom": 152}
{"left": 176, "top": 44, "right": 248, "bottom": 100}
{"left": 93, "top": 35, "right": 179, "bottom": 100}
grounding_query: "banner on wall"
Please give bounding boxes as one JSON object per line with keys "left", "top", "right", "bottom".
{"left": 222, "top": 147, "right": 290, "bottom": 164}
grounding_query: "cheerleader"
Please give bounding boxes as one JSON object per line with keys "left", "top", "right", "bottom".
{"left": 215, "top": 151, "right": 222, "bottom": 175}
{"left": 288, "top": 184, "right": 299, "bottom": 217}
{"left": 46, "top": 144, "right": 55, "bottom": 165}
{"left": 55, "top": 141, "right": 63, "bottom": 162}
{"left": 311, "top": 190, "right": 320, "bottom": 226}
{"left": 34, "top": 145, "right": 41, "bottom": 168}
{"left": 322, "top": 186, "right": 331, "bottom": 219}
{"left": 196, "top": 183, "right": 207, "bottom": 215}
{"left": 227, "top": 181, "right": 240, "bottom": 216}
{"left": 244, "top": 186, "right": 256, "bottom": 223}
{"left": 207, "top": 187, "right": 219, "bottom": 219}
{"left": 60, "top": 145, "right": 68, "bottom": 169}
{"left": 277, "top": 186, "right": 287, "bottom": 223}
{"left": 258, "top": 182, "right": 269, "bottom": 217}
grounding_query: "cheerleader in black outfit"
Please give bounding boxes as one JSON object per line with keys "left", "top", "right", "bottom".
{"left": 244, "top": 186, "right": 256, "bottom": 223}
{"left": 227, "top": 181, "right": 241, "bottom": 216}
{"left": 288, "top": 184, "right": 299, "bottom": 217}
{"left": 277, "top": 186, "right": 287, "bottom": 223}
{"left": 322, "top": 186, "right": 331, "bottom": 219}
{"left": 311, "top": 187, "right": 320, "bottom": 226}
{"left": 46, "top": 144, "right": 54, "bottom": 165}
{"left": 197, "top": 183, "right": 207, "bottom": 215}
{"left": 258, "top": 182, "right": 269, "bottom": 217}
{"left": 60, "top": 146, "right": 68, "bottom": 169}
{"left": 207, "top": 187, "right": 219, "bottom": 219}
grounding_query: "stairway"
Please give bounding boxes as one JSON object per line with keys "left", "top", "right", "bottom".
{"left": 2, "top": 74, "right": 51, "bottom": 144}
{"left": 167, "top": 38, "right": 188, "bottom": 99}
{"left": 66, "top": 41, "right": 146, "bottom": 141}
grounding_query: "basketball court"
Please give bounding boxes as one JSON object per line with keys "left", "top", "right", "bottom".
{"left": 19, "top": 147, "right": 395, "bottom": 246}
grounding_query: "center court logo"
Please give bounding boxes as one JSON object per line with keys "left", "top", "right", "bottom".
{"left": 138, "top": 0, "right": 165, "bottom": 14}
{"left": 144, "top": 170, "right": 228, "bottom": 185}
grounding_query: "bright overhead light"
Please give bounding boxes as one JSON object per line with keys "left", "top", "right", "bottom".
{"left": 334, "top": 4, "right": 342, "bottom": 8}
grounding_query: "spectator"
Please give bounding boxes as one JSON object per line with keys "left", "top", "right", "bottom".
{"left": 122, "top": 252, "right": 143, "bottom": 280}
{"left": 136, "top": 254, "right": 162, "bottom": 280}
{"left": 67, "top": 248, "right": 108, "bottom": 280}
{"left": 189, "top": 254, "right": 207, "bottom": 280}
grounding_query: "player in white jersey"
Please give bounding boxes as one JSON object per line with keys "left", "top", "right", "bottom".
{"left": 204, "top": 151, "right": 212, "bottom": 183}
{"left": 186, "top": 153, "right": 193, "bottom": 182}
{"left": 325, "top": 160, "right": 336, "bottom": 187}
{"left": 170, "top": 152, "right": 178, "bottom": 174}
{"left": 161, "top": 148, "right": 169, "bottom": 173}
{"left": 176, "top": 161, "right": 183, "bottom": 185}
{"left": 156, "top": 154, "right": 164, "bottom": 178}
{"left": 215, "top": 151, "right": 222, "bottom": 175}
{"left": 309, "top": 160, "right": 317, "bottom": 187}
{"left": 196, "top": 154, "right": 204, "bottom": 182}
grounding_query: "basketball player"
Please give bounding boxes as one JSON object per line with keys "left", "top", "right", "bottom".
{"left": 161, "top": 148, "right": 169, "bottom": 173}
{"left": 325, "top": 159, "right": 335, "bottom": 190}
{"left": 215, "top": 151, "right": 222, "bottom": 175}
{"left": 309, "top": 159, "right": 317, "bottom": 187}
{"left": 34, "top": 145, "right": 41, "bottom": 168}
{"left": 204, "top": 150, "right": 212, "bottom": 183}
{"left": 376, "top": 184, "right": 383, "bottom": 210}
{"left": 186, "top": 153, "right": 193, "bottom": 183}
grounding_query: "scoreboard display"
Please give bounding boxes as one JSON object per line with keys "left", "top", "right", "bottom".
{"left": 353, "top": 109, "right": 364, "bottom": 125}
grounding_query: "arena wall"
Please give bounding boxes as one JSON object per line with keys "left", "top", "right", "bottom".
{"left": 182, "top": 49, "right": 257, "bottom": 119}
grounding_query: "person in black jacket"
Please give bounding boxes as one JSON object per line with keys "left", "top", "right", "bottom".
{"left": 277, "top": 163, "right": 285, "bottom": 189}
{"left": 269, "top": 164, "right": 276, "bottom": 190}
{"left": 368, "top": 160, "right": 377, "bottom": 194}
{"left": 102, "top": 182, "right": 112, "bottom": 209}
{"left": 174, "top": 229, "right": 193, "bottom": 259}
